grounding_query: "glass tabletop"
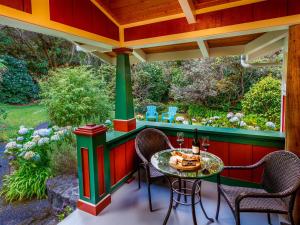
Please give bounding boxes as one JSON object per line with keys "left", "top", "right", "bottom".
{"left": 150, "top": 148, "right": 224, "bottom": 179}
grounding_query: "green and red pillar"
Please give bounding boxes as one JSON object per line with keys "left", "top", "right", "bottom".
{"left": 113, "top": 48, "right": 136, "bottom": 132}
{"left": 74, "top": 124, "right": 111, "bottom": 215}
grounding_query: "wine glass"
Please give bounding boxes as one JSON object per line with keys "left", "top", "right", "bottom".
{"left": 176, "top": 132, "right": 184, "bottom": 150}
{"left": 201, "top": 136, "right": 210, "bottom": 152}
{"left": 201, "top": 136, "right": 210, "bottom": 169}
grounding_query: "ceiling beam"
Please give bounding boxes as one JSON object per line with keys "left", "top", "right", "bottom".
{"left": 178, "top": 0, "right": 196, "bottom": 24}
{"left": 92, "top": 51, "right": 115, "bottom": 64}
{"left": 197, "top": 39, "right": 209, "bottom": 58}
{"left": 132, "top": 49, "right": 147, "bottom": 62}
{"left": 247, "top": 38, "right": 284, "bottom": 61}
{"left": 146, "top": 45, "right": 245, "bottom": 62}
{"left": 244, "top": 30, "right": 287, "bottom": 55}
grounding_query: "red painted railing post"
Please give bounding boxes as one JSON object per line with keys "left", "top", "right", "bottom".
{"left": 74, "top": 124, "right": 111, "bottom": 216}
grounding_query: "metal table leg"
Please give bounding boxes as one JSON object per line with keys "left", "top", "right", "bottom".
{"left": 174, "top": 178, "right": 181, "bottom": 209}
{"left": 198, "top": 181, "right": 214, "bottom": 222}
{"left": 163, "top": 176, "right": 173, "bottom": 225}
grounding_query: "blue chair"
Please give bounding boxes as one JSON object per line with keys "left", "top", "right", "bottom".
{"left": 146, "top": 105, "right": 158, "bottom": 122}
{"left": 162, "top": 106, "right": 177, "bottom": 123}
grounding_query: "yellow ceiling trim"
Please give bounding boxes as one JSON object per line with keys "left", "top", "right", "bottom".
{"left": 90, "top": 0, "right": 120, "bottom": 27}
{"left": 123, "top": 14, "right": 300, "bottom": 48}
{"left": 0, "top": 0, "right": 119, "bottom": 47}
{"left": 121, "top": 0, "right": 266, "bottom": 29}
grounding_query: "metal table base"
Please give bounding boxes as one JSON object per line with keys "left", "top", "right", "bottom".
{"left": 163, "top": 177, "right": 214, "bottom": 225}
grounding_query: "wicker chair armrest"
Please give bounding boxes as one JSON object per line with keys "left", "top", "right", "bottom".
{"left": 235, "top": 186, "right": 296, "bottom": 206}
{"left": 224, "top": 159, "right": 265, "bottom": 170}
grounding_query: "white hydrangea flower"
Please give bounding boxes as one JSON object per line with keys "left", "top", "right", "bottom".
{"left": 227, "top": 112, "right": 234, "bottom": 119}
{"left": 23, "top": 141, "right": 36, "bottom": 150}
{"left": 207, "top": 119, "right": 213, "bottom": 124}
{"left": 18, "top": 127, "right": 29, "bottom": 135}
{"left": 229, "top": 116, "right": 239, "bottom": 123}
{"left": 255, "top": 126, "right": 261, "bottom": 131}
{"left": 105, "top": 119, "right": 112, "bottom": 125}
{"left": 50, "top": 134, "right": 60, "bottom": 141}
{"left": 17, "top": 144, "right": 22, "bottom": 149}
{"left": 38, "top": 137, "right": 50, "bottom": 146}
{"left": 5, "top": 142, "right": 17, "bottom": 150}
{"left": 24, "top": 151, "right": 35, "bottom": 160}
{"left": 266, "top": 122, "right": 275, "bottom": 129}
{"left": 235, "top": 113, "right": 244, "bottom": 119}
{"left": 36, "top": 129, "right": 51, "bottom": 137}
{"left": 16, "top": 136, "right": 24, "bottom": 142}
{"left": 192, "top": 118, "right": 197, "bottom": 122}
{"left": 175, "top": 116, "right": 185, "bottom": 122}
{"left": 52, "top": 125, "right": 60, "bottom": 131}
{"left": 31, "top": 135, "right": 41, "bottom": 143}
{"left": 239, "top": 121, "right": 247, "bottom": 127}
{"left": 183, "top": 120, "right": 189, "bottom": 125}
{"left": 213, "top": 116, "right": 220, "bottom": 120}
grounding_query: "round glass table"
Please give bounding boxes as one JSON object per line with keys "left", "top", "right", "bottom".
{"left": 151, "top": 148, "right": 224, "bottom": 225}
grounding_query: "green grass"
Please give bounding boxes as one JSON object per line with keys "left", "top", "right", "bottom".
{"left": 0, "top": 103, "right": 49, "bottom": 142}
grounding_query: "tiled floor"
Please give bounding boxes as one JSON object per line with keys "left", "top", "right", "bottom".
{"left": 59, "top": 177, "right": 281, "bottom": 225}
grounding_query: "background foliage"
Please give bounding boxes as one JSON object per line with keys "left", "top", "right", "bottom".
{"left": 242, "top": 76, "right": 281, "bottom": 124}
{"left": 41, "top": 66, "right": 112, "bottom": 126}
{"left": 0, "top": 55, "right": 39, "bottom": 104}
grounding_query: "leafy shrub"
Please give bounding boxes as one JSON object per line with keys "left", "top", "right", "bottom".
{"left": 242, "top": 76, "right": 281, "bottom": 123}
{"left": 0, "top": 107, "right": 7, "bottom": 121}
{"left": 188, "top": 104, "right": 226, "bottom": 120}
{"left": 41, "top": 66, "right": 112, "bottom": 126}
{"left": 48, "top": 134, "right": 77, "bottom": 176}
{"left": 0, "top": 55, "right": 39, "bottom": 104}
{"left": 134, "top": 98, "right": 166, "bottom": 114}
{"left": 0, "top": 164, "right": 51, "bottom": 201}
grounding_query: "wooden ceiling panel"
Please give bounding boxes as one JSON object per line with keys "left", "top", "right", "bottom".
{"left": 207, "top": 33, "right": 264, "bottom": 48}
{"left": 108, "top": 0, "right": 182, "bottom": 24}
{"left": 142, "top": 42, "right": 199, "bottom": 54}
{"left": 193, "top": 0, "right": 242, "bottom": 9}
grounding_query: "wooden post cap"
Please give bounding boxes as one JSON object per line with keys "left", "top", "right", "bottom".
{"left": 113, "top": 48, "right": 133, "bottom": 54}
{"left": 74, "top": 124, "right": 107, "bottom": 136}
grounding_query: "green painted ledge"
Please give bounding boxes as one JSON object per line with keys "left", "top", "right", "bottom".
{"left": 106, "top": 121, "right": 285, "bottom": 148}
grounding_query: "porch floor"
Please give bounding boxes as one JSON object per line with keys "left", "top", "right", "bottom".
{"left": 59, "top": 176, "right": 282, "bottom": 225}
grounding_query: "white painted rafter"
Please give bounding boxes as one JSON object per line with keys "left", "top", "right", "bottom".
{"left": 244, "top": 30, "right": 287, "bottom": 55}
{"left": 197, "top": 39, "right": 209, "bottom": 58}
{"left": 132, "top": 49, "right": 147, "bottom": 62}
{"left": 178, "top": 0, "right": 196, "bottom": 24}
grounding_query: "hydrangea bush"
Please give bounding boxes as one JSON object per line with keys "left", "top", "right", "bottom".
{"left": 4, "top": 125, "right": 72, "bottom": 164}
{"left": 1, "top": 125, "right": 73, "bottom": 202}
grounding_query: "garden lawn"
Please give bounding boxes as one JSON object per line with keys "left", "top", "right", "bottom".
{"left": 0, "top": 104, "right": 49, "bottom": 141}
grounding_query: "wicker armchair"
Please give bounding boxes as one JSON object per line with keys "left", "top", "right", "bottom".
{"left": 215, "top": 150, "right": 300, "bottom": 225}
{"left": 135, "top": 128, "right": 174, "bottom": 211}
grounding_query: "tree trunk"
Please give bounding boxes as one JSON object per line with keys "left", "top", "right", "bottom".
{"left": 286, "top": 24, "right": 300, "bottom": 225}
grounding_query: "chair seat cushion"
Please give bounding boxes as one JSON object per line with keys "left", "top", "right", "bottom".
{"left": 220, "top": 184, "right": 288, "bottom": 213}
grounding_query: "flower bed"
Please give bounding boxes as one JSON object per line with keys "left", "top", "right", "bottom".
{"left": 1, "top": 125, "right": 74, "bottom": 202}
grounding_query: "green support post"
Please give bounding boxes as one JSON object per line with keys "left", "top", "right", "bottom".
{"left": 113, "top": 48, "right": 136, "bottom": 132}
{"left": 74, "top": 124, "right": 111, "bottom": 216}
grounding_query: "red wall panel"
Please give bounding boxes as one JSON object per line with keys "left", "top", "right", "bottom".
{"left": 287, "top": 0, "right": 300, "bottom": 15}
{"left": 252, "top": 146, "right": 278, "bottom": 183}
{"left": 114, "top": 144, "right": 127, "bottom": 183}
{"left": 81, "top": 148, "right": 91, "bottom": 198}
{"left": 124, "top": 0, "right": 300, "bottom": 42}
{"left": 0, "top": 0, "right": 31, "bottom": 13}
{"left": 229, "top": 143, "right": 253, "bottom": 182}
{"left": 125, "top": 139, "right": 136, "bottom": 174}
{"left": 49, "top": 0, "right": 74, "bottom": 26}
{"left": 49, "top": 0, "right": 119, "bottom": 41}
{"left": 97, "top": 146, "right": 105, "bottom": 196}
{"left": 209, "top": 141, "right": 230, "bottom": 176}
{"left": 110, "top": 149, "right": 116, "bottom": 186}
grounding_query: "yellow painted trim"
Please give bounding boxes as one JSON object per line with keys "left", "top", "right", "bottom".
{"left": 0, "top": 0, "right": 119, "bottom": 47}
{"left": 121, "top": 0, "right": 265, "bottom": 28}
{"left": 124, "top": 14, "right": 300, "bottom": 48}
{"left": 119, "top": 27, "right": 124, "bottom": 47}
{"left": 90, "top": 0, "right": 120, "bottom": 27}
